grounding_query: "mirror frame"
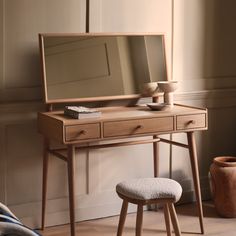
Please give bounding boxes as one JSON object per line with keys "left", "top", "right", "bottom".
{"left": 39, "top": 33, "right": 168, "bottom": 105}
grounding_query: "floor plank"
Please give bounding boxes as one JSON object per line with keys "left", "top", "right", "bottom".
{"left": 39, "top": 202, "right": 236, "bottom": 236}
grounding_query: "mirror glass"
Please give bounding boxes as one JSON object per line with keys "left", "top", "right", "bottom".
{"left": 39, "top": 34, "right": 167, "bottom": 103}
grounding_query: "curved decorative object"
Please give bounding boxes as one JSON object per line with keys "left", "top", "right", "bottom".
{"left": 141, "top": 82, "right": 158, "bottom": 96}
{"left": 146, "top": 102, "right": 167, "bottom": 111}
{"left": 158, "top": 81, "right": 178, "bottom": 107}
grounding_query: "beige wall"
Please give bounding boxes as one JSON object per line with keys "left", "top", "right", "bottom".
{"left": 173, "top": 0, "right": 236, "bottom": 91}
{"left": 1, "top": 0, "right": 236, "bottom": 229}
{"left": 91, "top": 0, "right": 173, "bottom": 78}
{"left": 172, "top": 0, "right": 236, "bottom": 200}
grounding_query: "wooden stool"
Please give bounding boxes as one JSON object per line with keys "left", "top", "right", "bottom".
{"left": 116, "top": 178, "right": 182, "bottom": 236}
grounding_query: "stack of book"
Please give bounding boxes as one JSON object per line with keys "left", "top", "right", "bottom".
{"left": 64, "top": 106, "right": 101, "bottom": 119}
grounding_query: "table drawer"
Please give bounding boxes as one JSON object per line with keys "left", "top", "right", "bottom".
{"left": 176, "top": 114, "right": 206, "bottom": 130}
{"left": 65, "top": 123, "right": 101, "bottom": 142}
{"left": 103, "top": 117, "right": 174, "bottom": 138}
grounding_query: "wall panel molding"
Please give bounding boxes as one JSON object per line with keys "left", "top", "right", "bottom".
{"left": 177, "top": 77, "right": 236, "bottom": 92}
{"left": 0, "top": 0, "right": 84, "bottom": 102}
{"left": 172, "top": 0, "right": 236, "bottom": 91}
{"left": 175, "top": 88, "right": 236, "bottom": 108}
{"left": 0, "top": 88, "right": 42, "bottom": 102}
{"left": 89, "top": 0, "right": 102, "bottom": 32}
{"left": 0, "top": 0, "right": 4, "bottom": 90}
{"left": 0, "top": 101, "right": 44, "bottom": 116}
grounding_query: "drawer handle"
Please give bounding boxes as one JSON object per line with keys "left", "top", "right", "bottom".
{"left": 77, "top": 130, "right": 87, "bottom": 136}
{"left": 136, "top": 125, "right": 144, "bottom": 129}
{"left": 188, "top": 120, "right": 196, "bottom": 125}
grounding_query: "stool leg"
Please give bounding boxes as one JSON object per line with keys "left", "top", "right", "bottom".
{"left": 168, "top": 203, "right": 181, "bottom": 236}
{"left": 136, "top": 204, "right": 143, "bottom": 236}
{"left": 164, "top": 204, "right": 172, "bottom": 236}
{"left": 117, "top": 200, "right": 128, "bottom": 236}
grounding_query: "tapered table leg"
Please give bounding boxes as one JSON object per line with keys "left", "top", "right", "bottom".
{"left": 68, "top": 145, "right": 76, "bottom": 236}
{"left": 41, "top": 139, "right": 49, "bottom": 230}
{"left": 153, "top": 135, "right": 159, "bottom": 178}
{"left": 153, "top": 136, "right": 160, "bottom": 211}
{"left": 152, "top": 97, "right": 159, "bottom": 178}
{"left": 187, "top": 132, "right": 204, "bottom": 234}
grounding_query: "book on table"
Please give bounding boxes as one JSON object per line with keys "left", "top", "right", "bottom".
{"left": 64, "top": 106, "right": 101, "bottom": 119}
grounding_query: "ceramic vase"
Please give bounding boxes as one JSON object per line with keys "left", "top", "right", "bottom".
{"left": 141, "top": 82, "right": 158, "bottom": 96}
{"left": 209, "top": 156, "right": 236, "bottom": 217}
{"left": 157, "top": 81, "right": 178, "bottom": 107}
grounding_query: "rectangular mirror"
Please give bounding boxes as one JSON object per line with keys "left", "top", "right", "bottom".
{"left": 39, "top": 33, "right": 168, "bottom": 104}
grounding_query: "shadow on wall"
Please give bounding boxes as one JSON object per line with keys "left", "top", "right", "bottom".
{"left": 200, "top": 0, "right": 236, "bottom": 179}
{"left": 173, "top": 0, "right": 236, "bottom": 201}
{"left": 204, "top": 0, "right": 236, "bottom": 155}
{"left": 204, "top": 0, "right": 236, "bottom": 80}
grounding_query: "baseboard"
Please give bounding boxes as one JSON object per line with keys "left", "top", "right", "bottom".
{"left": 11, "top": 193, "right": 137, "bottom": 229}
{"left": 178, "top": 175, "right": 211, "bottom": 205}
{"left": 10, "top": 175, "right": 211, "bottom": 229}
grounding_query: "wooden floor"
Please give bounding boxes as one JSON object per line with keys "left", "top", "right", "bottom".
{"left": 40, "top": 202, "right": 236, "bottom": 236}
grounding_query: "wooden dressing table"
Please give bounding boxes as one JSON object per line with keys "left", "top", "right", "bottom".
{"left": 38, "top": 104, "right": 207, "bottom": 236}
{"left": 38, "top": 33, "right": 208, "bottom": 236}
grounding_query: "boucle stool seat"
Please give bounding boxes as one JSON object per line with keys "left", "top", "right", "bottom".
{"left": 116, "top": 178, "right": 182, "bottom": 236}
{"left": 116, "top": 178, "right": 182, "bottom": 202}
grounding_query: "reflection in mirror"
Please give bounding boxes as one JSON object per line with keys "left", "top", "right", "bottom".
{"left": 39, "top": 34, "right": 167, "bottom": 103}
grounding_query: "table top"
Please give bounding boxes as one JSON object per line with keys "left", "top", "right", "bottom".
{"left": 40, "top": 104, "right": 207, "bottom": 125}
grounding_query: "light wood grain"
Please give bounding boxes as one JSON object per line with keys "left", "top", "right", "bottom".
{"left": 152, "top": 94, "right": 160, "bottom": 178}
{"left": 67, "top": 145, "right": 76, "bottom": 236}
{"left": 42, "top": 105, "right": 207, "bottom": 123}
{"left": 65, "top": 123, "right": 101, "bottom": 142}
{"left": 38, "top": 33, "right": 166, "bottom": 105}
{"left": 176, "top": 114, "right": 206, "bottom": 130}
{"left": 187, "top": 132, "right": 204, "bottom": 234}
{"left": 116, "top": 192, "right": 181, "bottom": 236}
{"left": 153, "top": 135, "right": 159, "bottom": 178}
{"left": 41, "top": 139, "right": 50, "bottom": 230}
{"left": 135, "top": 204, "right": 143, "bottom": 236}
{"left": 38, "top": 112, "right": 64, "bottom": 143}
{"left": 168, "top": 203, "right": 181, "bottom": 236}
{"left": 38, "top": 105, "right": 207, "bottom": 145}
{"left": 164, "top": 204, "right": 172, "bottom": 236}
{"left": 103, "top": 117, "right": 174, "bottom": 138}
{"left": 117, "top": 200, "right": 128, "bottom": 236}
{"left": 39, "top": 104, "right": 208, "bottom": 235}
